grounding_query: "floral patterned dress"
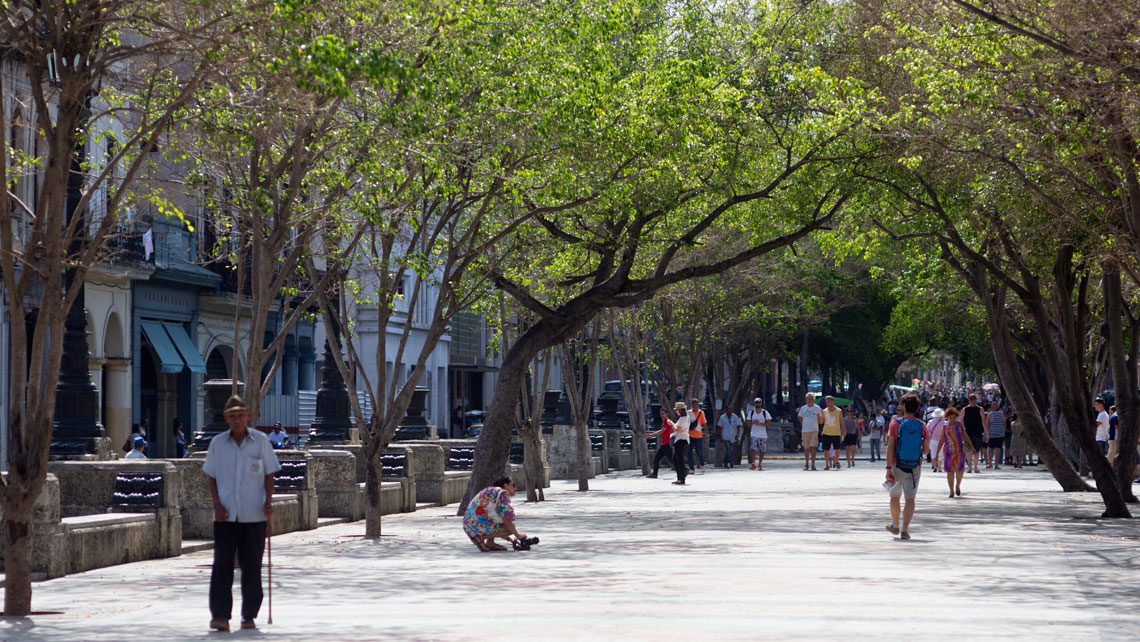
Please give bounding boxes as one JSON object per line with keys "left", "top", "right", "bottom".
{"left": 942, "top": 421, "right": 967, "bottom": 473}
{"left": 463, "top": 487, "right": 515, "bottom": 539}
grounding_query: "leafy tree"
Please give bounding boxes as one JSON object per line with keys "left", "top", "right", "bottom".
{"left": 460, "top": 0, "right": 868, "bottom": 511}
{"left": 0, "top": 0, "right": 237, "bottom": 615}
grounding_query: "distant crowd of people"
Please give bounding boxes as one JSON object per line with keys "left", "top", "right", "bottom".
{"left": 640, "top": 383, "right": 1140, "bottom": 542}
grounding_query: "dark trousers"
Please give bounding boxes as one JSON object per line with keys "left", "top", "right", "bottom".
{"left": 210, "top": 521, "right": 267, "bottom": 622}
{"left": 652, "top": 443, "right": 674, "bottom": 475}
{"left": 688, "top": 437, "right": 705, "bottom": 468}
{"left": 673, "top": 440, "right": 689, "bottom": 482}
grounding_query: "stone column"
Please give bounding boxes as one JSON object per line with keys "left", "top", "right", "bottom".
{"left": 298, "top": 341, "right": 317, "bottom": 391}
{"left": 103, "top": 359, "right": 132, "bottom": 453}
{"left": 282, "top": 339, "right": 298, "bottom": 393}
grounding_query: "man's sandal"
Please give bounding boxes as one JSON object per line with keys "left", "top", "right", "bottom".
{"left": 885, "top": 523, "right": 900, "bottom": 535}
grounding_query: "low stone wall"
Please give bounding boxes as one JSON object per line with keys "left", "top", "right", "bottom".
{"left": 46, "top": 460, "right": 182, "bottom": 567}
{"left": 546, "top": 425, "right": 599, "bottom": 480}
{"left": 2, "top": 466, "right": 185, "bottom": 579}
{"left": 0, "top": 473, "right": 66, "bottom": 579}
{"left": 170, "top": 459, "right": 214, "bottom": 540}
{"left": 308, "top": 449, "right": 365, "bottom": 520}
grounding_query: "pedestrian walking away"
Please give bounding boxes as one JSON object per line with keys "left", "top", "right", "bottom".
{"left": 203, "top": 395, "right": 282, "bottom": 632}
{"left": 748, "top": 398, "right": 772, "bottom": 471}
{"left": 926, "top": 408, "right": 946, "bottom": 473}
{"left": 671, "top": 402, "right": 691, "bottom": 485}
{"left": 962, "top": 394, "right": 985, "bottom": 473}
{"left": 717, "top": 404, "right": 742, "bottom": 468}
{"left": 984, "top": 401, "right": 1005, "bottom": 469}
{"left": 687, "top": 399, "right": 708, "bottom": 473}
{"left": 884, "top": 394, "right": 930, "bottom": 541}
{"left": 841, "top": 407, "right": 859, "bottom": 468}
{"left": 797, "top": 393, "right": 823, "bottom": 471}
{"left": 820, "top": 396, "right": 844, "bottom": 470}
{"left": 647, "top": 408, "right": 675, "bottom": 478}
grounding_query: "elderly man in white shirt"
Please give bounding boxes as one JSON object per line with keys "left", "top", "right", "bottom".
{"left": 203, "top": 395, "right": 281, "bottom": 632}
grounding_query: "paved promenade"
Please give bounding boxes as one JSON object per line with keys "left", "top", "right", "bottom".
{"left": 2, "top": 460, "right": 1138, "bottom": 641}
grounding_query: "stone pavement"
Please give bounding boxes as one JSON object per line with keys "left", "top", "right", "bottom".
{"left": 2, "top": 460, "right": 1139, "bottom": 641}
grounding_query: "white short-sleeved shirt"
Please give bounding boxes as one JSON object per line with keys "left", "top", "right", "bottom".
{"left": 203, "top": 428, "right": 282, "bottom": 523}
{"left": 124, "top": 449, "right": 147, "bottom": 459}
{"left": 672, "top": 414, "right": 691, "bottom": 442}
{"left": 797, "top": 404, "right": 822, "bottom": 433}
{"left": 718, "top": 413, "right": 742, "bottom": 441}
{"left": 1095, "top": 410, "right": 1111, "bottom": 441}
{"left": 748, "top": 409, "right": 771, "bottom": 439}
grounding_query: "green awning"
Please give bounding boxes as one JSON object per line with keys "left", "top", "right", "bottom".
{"left": 140, "top": 320, "right": 185, "bottom": 374}
{"left": 163, "top": 322, "right": 207, "bottom": 374}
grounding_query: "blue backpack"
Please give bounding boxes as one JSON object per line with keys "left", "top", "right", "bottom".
{"left": 895, "top": 418, "right": 925, "bottom": 471}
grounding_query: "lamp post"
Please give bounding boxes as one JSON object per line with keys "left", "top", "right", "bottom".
{"left": 50, "top": 67, "right": 106, "bottom": 457}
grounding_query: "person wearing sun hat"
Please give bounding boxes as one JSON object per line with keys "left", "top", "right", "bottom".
{"left": 670, "top": 401, "right": 691, "bottom": 485}
{"left": 202, "top": 395, "right": 282, "bottom": 632}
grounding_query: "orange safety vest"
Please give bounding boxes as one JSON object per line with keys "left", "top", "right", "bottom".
{"left": 689, "top": 410, "right": 707, "bottom": 439}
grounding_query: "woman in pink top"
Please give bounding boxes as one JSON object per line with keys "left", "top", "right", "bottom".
{"left": 926, "top": 409, "right": 946, "bottom": 473}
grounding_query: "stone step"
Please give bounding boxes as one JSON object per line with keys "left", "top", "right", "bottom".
{"left": 180, "top": 539, "right": 213, "bottom": 554}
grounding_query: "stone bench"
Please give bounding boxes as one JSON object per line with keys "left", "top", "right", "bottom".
{"left": 5, "top": 463, "right": 182, "bottom": 578}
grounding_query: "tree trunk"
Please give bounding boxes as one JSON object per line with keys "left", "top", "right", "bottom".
{"left": 1102, "top": 263, "right": 1139, "bottom": 502}
{"left": 521, "top": 429, "right": 546, "bottom": 502}
{"left": 3, "top": 513, "right": 34, "bottom": 615}
{"left": 575, "top": 420, "right": 590, "bottom": 492}
{"left": 977, "top": 278, "right": 1090, "bottom": 493}
{"left": 364, "top": 431, "right": 383, "bottom": 538}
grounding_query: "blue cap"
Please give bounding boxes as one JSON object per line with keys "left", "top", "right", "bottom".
{"left": 133, "top": 436, "right": 147, "bottom": 446}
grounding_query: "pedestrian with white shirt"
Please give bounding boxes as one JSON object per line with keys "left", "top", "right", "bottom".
{"left": 1094, "top": 398, "right": 1110, "bottom": 456}
{"left": 797, "top": 393, "right": 823, "bottom": 471}
{"left": 124, "top": 436, "right": 147, "bottom": 459}
{"left": 747, "top": 398, "right": 772, "bottom": 471}
{"left": 671, "top": 401, "right": 691, "bottom": 485}
{"left": 203, "top": 395, "right": 282, "bottom": 632}
{"left": 717, "top": 404, "right": 742, "bottom": 468}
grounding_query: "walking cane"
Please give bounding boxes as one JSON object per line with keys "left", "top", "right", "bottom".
{"left": 266, "top": 516, "right": 273, "bottom": 625}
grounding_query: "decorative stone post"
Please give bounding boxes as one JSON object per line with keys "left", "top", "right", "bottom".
{"left": 50, "top": 291, "right": 109, "bottom": 459}
{"left": 307, "top": 323, "right": 356, "bottom": 443}
{"left": 596, "top": 392, "right": 623, "bottom": 430}
{"left": 193, "top": 379, "right": 244, "bottom": 449}
{"left": 554, "top": 389, "right": 573, "bottom": 426}
{"left": 540, "top": 390, "right": 560, "bottom": 433}
{"left": 394, "top": 387, "right": 435, "bottom": 440}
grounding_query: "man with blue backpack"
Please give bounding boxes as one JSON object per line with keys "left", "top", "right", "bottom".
{"left": 885, "top": 394, "right": 930, "bottom": 541}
